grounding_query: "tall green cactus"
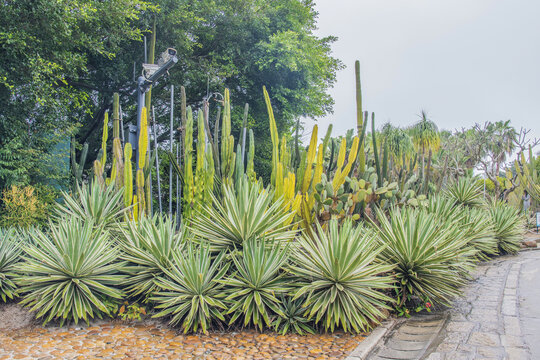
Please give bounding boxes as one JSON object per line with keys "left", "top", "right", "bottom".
{"left": 100, "top": 111, "right": 109, "bottom": 172}
{"left": 371, "top": 112, "right": 382, "bottom": 187}
{"left": 220, "top": 89, "right": 235, "bottom": 184}
{"left": 183, "top": 107, "right": 194, "bottom": 219}
{"left": 124, "top": 143, "right": 133, "bottom": 210}
{"left": 71, "top": 141, "right": 88, "bottom": 187}
{"left": 113, "top": 93, "right": 120, "bottom": 139}
{"left": 247, "top": 129, "right": 256, "bottom": 182}
{"left": 264, "top": 86, "right": 279, "bottom": 187}
{"left": 355, "top": 60, "right": 365, "bottom": 175}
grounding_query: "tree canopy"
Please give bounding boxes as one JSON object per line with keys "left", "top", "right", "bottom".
{"left": 0, "top": 0, "right": 342, "bottom": 188}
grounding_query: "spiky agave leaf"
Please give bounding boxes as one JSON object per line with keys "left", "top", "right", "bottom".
{"left": 374, "top": 207, "right": 476, "bottom": 307}
{"left": 0, "top": 228, "right": 22, "bottom": 302}
{"left": 151, "top": 246, "right": 229, "bottom": 334}
{"left": 443, "top": 177, "right": 485, "bottom": 208}
{"left": 273, "top": 296, "right": 315, "bottom": 335}
{"left": 16, "top": 219, "right": 126, "bottom": 325}
{"left": 489, "top": 202, "right": 525, "bottom": 255}
{"left": 460, "top": 207, "right": 498, "bottom": 260}
{"left": 223, "top": 238, "right": 291, "bottom": 330}
{"left": 118, "top": 215, "right": 187, "bottom": 298}
{"left": 292, "top": 219, "right": 394, "bottom": 333}
{"left": 424, "top": 196, "right": 497, "bottom": 261}
{"left": 190, "top": 177, "right": 296, "bottom": 251}
{"left": 55, "top": 181, "right": 127, "bottom": 231}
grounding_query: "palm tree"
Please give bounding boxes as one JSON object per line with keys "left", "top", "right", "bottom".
{"left": 411, "top": 111, "right": 440, "bottom": 191}
{"left": 381, "top": 123, "right": 414, "bottom": 175}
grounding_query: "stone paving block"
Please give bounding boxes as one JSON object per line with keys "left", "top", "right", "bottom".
{"left": 468, "top": 332, "right": 500, "bottom": 347}
{"left": 445, "top": 321, "right": 475, "bottom": 333}
{"left": 436, "top": 340, "right": 458, "bottom": 352}
{"left": 444, "top": 350, "right": 475, "bottom": 360}
{"left": 399, "top": 325, "right": 440, "bottom": 335}
{"left": 503, "top": 316, "right": 521, "bottom": 336}
{"left": 376, "top": 348, "right": 421, "bottom": 359}
{"left": 444, "top": 331, "right": 469, "bottom": 344}
{"left": 425, "top": 353, "right": 443, "bottom": 360}
{"left": 505, "top": 346, "right": 529, "bottom": 360}
{"left": 479, "top": 322, "right": 503, "bottom": 334}
{"left": 457, "top": 343, "right": 477, "bottom": 353}
{"left": 502, "top": 298, "right": 517, "bottom": 316}
{"left": 501, "top": 334, "right": 526, "bottom": 348}
{"left": 477, "top": 346, "right": 505, "bottom": 358}
{"left": 406, "top": 319, "right": 444, "bottom": 327}
{"left": 394, "top": 332, "right": 434, "bottom": 342}
{"left": 385, "top": 339, "right": 426, "bottom": 351}
{"left": 470, "top": 308, "right": 499, "bottom": 317}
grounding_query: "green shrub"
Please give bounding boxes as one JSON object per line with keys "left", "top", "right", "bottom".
{"left": 443, "top": 177, "right": 485, "bottom": 207}
{"left": 0, "top": 185, "right": 47, "bottom": 228}
{"left": 152, "top": 246, "right": 229, "bottom": 334}
{"left": 489, "top": 202, "right": 525, "bottom": 254}
{"left": 375, "top": 207, "right": 475, "bottom": 307}
{"left": 190, "top": 178, "right": 296, "bottom": 251}
{"left": 0, "top": 228, "right": 22, "bottom": 302}
{"left": 119, "top": 215, "right": 187, "bottom": 299}
{"left": 16, "top": 219, "right": 126, "bottom": 325}
{"left": 292, "top": 219, "right": 394, "bottom": 333}
{"left": 223, "top": 239, "right": 290, "bottom": 330}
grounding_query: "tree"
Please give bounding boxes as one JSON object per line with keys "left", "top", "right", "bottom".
{"left": 0, "top": 0, "right": 152, "bottom": 189}
{"left": 410, "top": 111, "right": 440, "bottom": 190}
{"left": 76, "top": 0, "right": 342, "bottom": 183}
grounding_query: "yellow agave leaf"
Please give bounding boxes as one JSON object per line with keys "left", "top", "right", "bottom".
{"left": 301, "top": 125, "right": 318, "bottom": 193}
{"left": 101, "top": 112, "right": 109, "bottom": 168}
{"left": 336, "top": 137, "right": 347, "bottom": 169}
{"left": 138, "top": 107, "right": 148, "bottom": 170}
{"left": 313, "top": 144, "right": 324, "bottom": 188}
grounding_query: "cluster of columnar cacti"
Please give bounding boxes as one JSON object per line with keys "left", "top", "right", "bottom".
{"left": 90, "top": 93, "right": 152, "bottom": 220}
{"left": 181, "top": 107, "right": 216, "bottom": 220}
{"left": 85, "top": 59, "right": 432, "bottom": 226}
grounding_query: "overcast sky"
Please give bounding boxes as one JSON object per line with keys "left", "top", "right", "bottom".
{"left": 306, "top": 0, "right": 540, "bottom": 144}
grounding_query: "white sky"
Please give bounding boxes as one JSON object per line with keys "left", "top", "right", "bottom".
{"left": 306, "top": 0, "right": 540, "bottom": 144}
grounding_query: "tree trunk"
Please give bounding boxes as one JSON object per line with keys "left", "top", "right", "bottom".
{"left": 424, "top": 149, "right": 433, "bottom": 193}
{"left": 420, "top": 144, "right": 425, "bottom": 180}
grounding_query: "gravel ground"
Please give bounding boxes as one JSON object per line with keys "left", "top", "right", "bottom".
{"left": 0, "top": 306, "right": 365, "bottom": 359}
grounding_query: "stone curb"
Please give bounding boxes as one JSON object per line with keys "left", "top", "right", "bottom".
{"left": 519, "top": 246, "right": 540, "bottom": 252}
{"left": 345, "top": 319, "right": 398, "bottom": 360}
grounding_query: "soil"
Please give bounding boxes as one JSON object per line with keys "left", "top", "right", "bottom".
{"left": 0, "top": 302, "right": 36, "bottom": 330}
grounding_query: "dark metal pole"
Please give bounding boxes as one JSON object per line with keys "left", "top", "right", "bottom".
{"left": 169, "top": 85, "right": 174, "bottom": 216}
{"left": 135, "top": 76, "right": 146, "bottom": 170}
{"left": 152, "top": 106, "right": 162, "bottom": 213}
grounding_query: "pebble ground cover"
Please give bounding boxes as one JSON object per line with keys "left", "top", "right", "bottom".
{"left": 0, "top": 319, "right": 364, "bottom": 360}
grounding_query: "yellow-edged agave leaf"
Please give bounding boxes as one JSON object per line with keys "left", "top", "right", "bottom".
{"left": 374, "top": 206, "right": 476, "bottom": 308}
{"left": 118, "top": 215, "right": 188, "bottom": 297}
{"left": 55, "top": 181, "right": 127, "bottom": 232}
{"left": 222, "top": 239, "right": 290, "bottom": 331}
{"left": 488, "top": 201, "right": 525, "bottom": 255}
{"left": 151, "top": 246, "right": 229, "bottom": 334}
{"left": 292, "top": 219, "right": 394, "bottom": 333}
{"left": 0, "top": 228, "right": 22, "bottom": 302}
{"left": 442, "top": 177, "right": 485, "bottom": 208}
{"left": 16, "top": 218, "right": 126, "bottom": 326}
{"left": 190, "top": 177, "right": 297, "bottom": 251}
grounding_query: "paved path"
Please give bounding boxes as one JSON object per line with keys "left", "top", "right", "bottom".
{"left": 359, "top": 250, "right": 540, "bottom": 360}
{"left": 427, "top": 250, "right": 540, "bottom": 360}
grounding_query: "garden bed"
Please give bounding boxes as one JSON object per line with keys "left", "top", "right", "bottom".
{"left": 0, "top": 303, "right": 365, "bottom": 360}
